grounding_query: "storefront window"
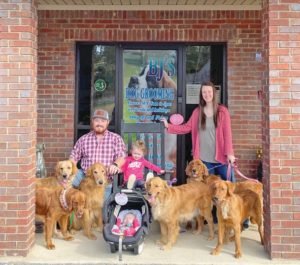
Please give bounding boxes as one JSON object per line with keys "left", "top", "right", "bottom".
{"left": 91, "top": 45, "right": 116, "bottom": 126}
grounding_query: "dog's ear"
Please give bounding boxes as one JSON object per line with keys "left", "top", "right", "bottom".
{"left": 163, "top": 179, "right": 169, "bottom": 189}
{"left": 201, "top": 162, "right": 209, "bottom": 177}
{"left": 71, "top": 160, "right": 78, "bottom": 175}
{"left": 226, "top": 181, "right": 235, "bottom": 196}
{"left": 161, "top": 71, "right": 177, "bottom": 89}
{"left": 185, "top": 163, "right": 191, "bottom": 176}
{"left": 55, "top": 161, "right": 61, "bottom": 176}
{"left": 86, "top": 165, "right": 93, "bottom": 178}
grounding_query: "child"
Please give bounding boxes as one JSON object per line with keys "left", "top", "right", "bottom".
{"left": 122, "top": 140, "right": 165, "bottom": 189}
{"left": 112, "top": 211, "right": 140, "bottom": 237}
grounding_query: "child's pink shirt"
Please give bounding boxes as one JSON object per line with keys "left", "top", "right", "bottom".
{"left": 121, "top": 156, "right": 162, "bottom": 182}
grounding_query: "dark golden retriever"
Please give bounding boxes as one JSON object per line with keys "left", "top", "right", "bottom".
{"left": 146, "top": 177, "right": 214, "bottom": 250}
{"left": 35, "top": 186, "right": 86, "bottom": 249}
{"left": 210, "top": 180, "right": 263, "bottom": 258}
{"left": 185, "top": 159, "right": 209, "bottom": 183}
{"left": 70, "top": 163, "right": 107, "bottom": 239}
{"left": 36, "top": 160, "right": 77, "bottom": 189}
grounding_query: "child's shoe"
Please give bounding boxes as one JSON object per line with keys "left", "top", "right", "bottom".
{"left": 145, "top": 172, "right": 154, "bottom": 183}
{"left": 127, "top": 174, "right": 136, "bottom": 189}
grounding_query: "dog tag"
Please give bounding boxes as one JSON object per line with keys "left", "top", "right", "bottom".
{"left": 170, "top": 113, "right": 184, "bottom": 125}
{"left": 115, "top": 192, "right": 128, "bottom": 206}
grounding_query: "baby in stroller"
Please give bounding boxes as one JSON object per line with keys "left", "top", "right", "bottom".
{"left": 121, "top": 140, "right": 165, "bottom": 190}
{"left": 112, "top": 210, "right": 141, "bottom": 237}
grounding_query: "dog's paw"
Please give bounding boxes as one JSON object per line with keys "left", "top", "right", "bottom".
{"left": 207, "top": 235, "right": 214, "bottom": 241}
{"left": 235, "top": 251, "right": 242, "bottom": 259}
{"left": 64, "top": 235, "right": 74, "bottom": 241}
{"left": 88, "top": 233, "right": 97, "bottom": 240}
{"left": 211, "top": 248, "right": 220, "bottom": 256}
{"left": 160, "top": 244, "right": 171, "bottom": 251}
{"left": 46, "top": 243, "right": 55, "bottom": 250}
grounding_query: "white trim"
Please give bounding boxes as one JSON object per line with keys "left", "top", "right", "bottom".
{"left": 38, "top": 4, "right": 261, "bottom": 10}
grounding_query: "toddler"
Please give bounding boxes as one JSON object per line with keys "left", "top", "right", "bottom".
{"left": 122, "top": 140, "right": 165, "bottom": 189}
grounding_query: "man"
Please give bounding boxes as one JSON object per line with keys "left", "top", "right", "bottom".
{"left": 70, "top": 109, "right": 126, "bottom": 199}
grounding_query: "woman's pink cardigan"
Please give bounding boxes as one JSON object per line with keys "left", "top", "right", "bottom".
{"left": 167, "top": 105, "right": 234, "bottom": 164}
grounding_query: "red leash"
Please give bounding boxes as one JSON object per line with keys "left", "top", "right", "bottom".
{"left": 227, "top": 162, "right": 259, "bottom": 183}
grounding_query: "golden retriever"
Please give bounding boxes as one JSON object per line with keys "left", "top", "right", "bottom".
{"left": 36, "top": 160, "right": 77, "bottom": 189}
{"left": 146, "top": 177, "right": 214, "bottom": 250}
{"left": 36, "top": 160, "right": 77, "bottom": 237}
{"left": 70, "top": 163, "right": 107, "bottom": 240}
{"left": 185, "top": 159, "right": 209, "bottom": 183}
{"left": 35, "top": 186, "right": 86, "bottom": 249}
{"left": 210, "top": 180, "right": 263, "bottom": 258}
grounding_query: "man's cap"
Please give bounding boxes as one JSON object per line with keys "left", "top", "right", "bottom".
{"left": 92, "top": 109, "right": 109, "bottom": 120}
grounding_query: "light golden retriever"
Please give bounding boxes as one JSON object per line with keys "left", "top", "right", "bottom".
{"left": 36, "top": 160, "right": 77, "bottom": 189}
{"left": 35, "top": 186, "right": 86, "bottom": 250}
{"left": 210, "top": 180, "right": 263, "bottom": 258}
{"left": 146, "top": 177, "right": 214, "bottom": 250}
{"left": 70, "top": 163, "right": 107, "bottom": 240}
{"left": 185, "top": 159, "right": 209, "bottom": 183}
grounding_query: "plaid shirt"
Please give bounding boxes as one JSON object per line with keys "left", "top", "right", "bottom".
{"left": 70, "top": 130, "right": 126, "bottom": 174}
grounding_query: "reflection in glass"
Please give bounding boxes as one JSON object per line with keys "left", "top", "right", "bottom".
{"left": 91, "top": 45, "right": 116, "bottom": 125}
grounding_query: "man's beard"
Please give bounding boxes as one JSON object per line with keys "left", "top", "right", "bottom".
{"left": 93, "top": 125, "right": 106, "bottom": 135}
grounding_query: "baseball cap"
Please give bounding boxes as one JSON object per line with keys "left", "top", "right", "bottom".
{"left": 92, "top": 109, "right": 109, "bottom": 120}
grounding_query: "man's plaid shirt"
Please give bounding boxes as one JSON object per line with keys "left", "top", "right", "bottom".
{"left": 70, "top": 130, "right": 126, "bottom": 173}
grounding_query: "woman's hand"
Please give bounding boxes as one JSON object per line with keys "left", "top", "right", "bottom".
{"left": 160, "top": 118, "right": 169, "bottom": 129}
{"left": 227, "top": 155, "right": 236, "bottom": 164}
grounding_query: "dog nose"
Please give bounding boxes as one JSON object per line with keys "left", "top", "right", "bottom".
{"left": 63, "top": 174, "right": 67, "bottom": 179}
{"left": 97, "top": 180, "right": 103, "bottom": 185}
{"left": 192, "top": 169, "right": 196, "bottom": 173}
{"left": 129, "top": 76, "right": 138, "bottom": 86}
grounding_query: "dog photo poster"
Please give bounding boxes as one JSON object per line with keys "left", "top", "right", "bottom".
{"left": 123, "top": 49, "right": 178, "bottom": 177}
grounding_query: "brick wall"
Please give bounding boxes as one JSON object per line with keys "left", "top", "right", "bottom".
{"left": 38, "top": 10, "right": 263, "bottom": 178}
{"left": 0, "top": 0, "right": 37, "bottom": 256}
{"left": 262, "top": 0, "right": 300, "bottom": 259}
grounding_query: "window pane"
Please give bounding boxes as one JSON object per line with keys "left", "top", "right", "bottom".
{"left": 91, "top": 45, "right": 116, "bottom": 126}
{"left": 78, "top": 45, "right": 92, "bottom": 126}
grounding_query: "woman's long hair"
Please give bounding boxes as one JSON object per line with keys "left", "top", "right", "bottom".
{"left": 199, "top": 81, "right": 219, "bottom": 129}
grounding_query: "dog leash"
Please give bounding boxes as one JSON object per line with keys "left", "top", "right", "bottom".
{"left": 227, "top": 162, "right": 259, "bottom": 183}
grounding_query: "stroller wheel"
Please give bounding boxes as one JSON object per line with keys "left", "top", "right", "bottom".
{"left": 110, "top": 244, "right": 117, "bottom": 253}
{"left": 134, "top": 242, "right": 144, "bottom": 255}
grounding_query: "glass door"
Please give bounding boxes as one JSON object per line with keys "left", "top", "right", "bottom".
{"left": 122, "top": 49, "right": 178, "bottom": 178}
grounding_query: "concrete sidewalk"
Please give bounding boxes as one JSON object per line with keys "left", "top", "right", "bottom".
{"left": 0, "top": 222, "right": 298, "bottom": 265}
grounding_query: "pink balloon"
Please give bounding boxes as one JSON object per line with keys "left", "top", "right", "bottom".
{"left": 170, "top": 114, "right": 184, "bottom": 125}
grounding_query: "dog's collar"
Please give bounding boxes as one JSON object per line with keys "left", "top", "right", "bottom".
{"left": 59, "top": 189, "right": 69, "bottom": 211}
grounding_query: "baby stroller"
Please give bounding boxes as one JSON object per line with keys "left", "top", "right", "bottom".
{"left": 103, "top": 184, "right": 151, "bottom": 260}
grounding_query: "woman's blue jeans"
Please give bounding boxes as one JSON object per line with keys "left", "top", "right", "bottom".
{"left": 202, "top": 161, "right": 236, "bottom": 183}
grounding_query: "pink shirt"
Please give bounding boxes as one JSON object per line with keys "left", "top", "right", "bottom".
{"left": 70, "top": 130, "right": 126, "bottom": 173}
{"left": 167, "top": 105, "right": 234, "bottom": 164}
{"left": 121, "top": 156, "right": 162, "bottom": 182}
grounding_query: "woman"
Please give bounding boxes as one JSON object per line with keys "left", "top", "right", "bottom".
{"left": 161, "top": 81, "right": 235, "bottom": 182}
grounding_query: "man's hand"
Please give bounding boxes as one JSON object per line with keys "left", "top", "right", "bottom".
{"left": 108, "top": 163, "right": 121, "bottom": 175}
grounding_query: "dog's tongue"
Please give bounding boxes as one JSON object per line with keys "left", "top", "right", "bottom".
{"left": 147, "top": 195, "right": 155, "bottom": 204}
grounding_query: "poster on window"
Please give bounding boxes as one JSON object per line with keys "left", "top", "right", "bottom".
{"left": 123, "top": 50, "right": 177, "bottom": 177}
